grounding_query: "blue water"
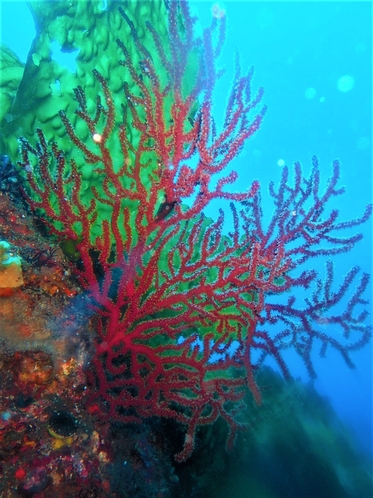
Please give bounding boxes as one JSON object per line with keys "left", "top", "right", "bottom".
{"left": 198, "top": 1, "right": 373, "bottom": 459}
{"left": 1, "top": 0, "right": 371, "bottom": 460}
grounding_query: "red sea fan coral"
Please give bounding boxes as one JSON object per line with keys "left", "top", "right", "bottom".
{"left": 18, "top": 0, "right": 371, "bottom": 461}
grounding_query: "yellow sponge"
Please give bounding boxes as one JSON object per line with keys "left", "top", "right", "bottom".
{"left": 0, "top": 240, "right": 23, "bottom": 289}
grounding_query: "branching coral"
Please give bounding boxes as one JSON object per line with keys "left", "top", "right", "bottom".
{"left": 18, "top": 0, "right": 371, "bottom": 461}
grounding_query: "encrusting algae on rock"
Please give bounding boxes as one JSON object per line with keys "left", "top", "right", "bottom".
{"left": 0, "top": 183, "right": 88, "bottom": 362}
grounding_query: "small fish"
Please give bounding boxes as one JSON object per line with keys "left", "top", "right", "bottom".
{"left": 154, "top": 198, "right": 177, "bottom": 222}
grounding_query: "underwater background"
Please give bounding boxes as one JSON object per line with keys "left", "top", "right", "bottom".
{"left": 0, "top": 0, "right": 372, "bottom": 496}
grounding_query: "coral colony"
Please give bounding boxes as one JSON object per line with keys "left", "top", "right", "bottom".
{"left": 17, "top": 1, "right": 371, "bottom": 462}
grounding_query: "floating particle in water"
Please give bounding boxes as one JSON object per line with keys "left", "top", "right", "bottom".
{"left": 357, "top": 136, "right": 370, "bottom": 151}
{"left": 252, "top": 149, "right": 262, "bottom": 159}
{"left": 337, "top": 74, "right": 354, "bottom": 93}
{"left": 305, "top": 87, "right": 316, "bottom": 99}
{"left": 211, "top": 3, "right": 226, "bottom": 19}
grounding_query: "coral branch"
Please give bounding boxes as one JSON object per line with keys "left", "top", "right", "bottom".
{"left": 18, "top": 0, "right": 371, "bottom": 461}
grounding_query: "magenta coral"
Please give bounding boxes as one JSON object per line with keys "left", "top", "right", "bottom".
{"left": 18, "top": 1, "right": 371, "bottom": 461}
